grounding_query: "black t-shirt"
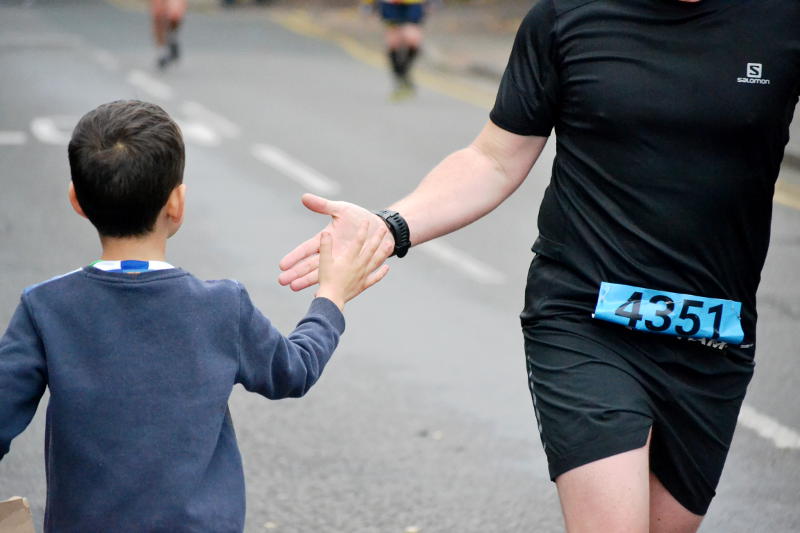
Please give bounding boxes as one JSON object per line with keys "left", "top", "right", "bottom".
{"left": 491, "top": 0, "right": 800, "bottom": 344}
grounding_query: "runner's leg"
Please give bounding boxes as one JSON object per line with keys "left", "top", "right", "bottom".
{"left": 151, "top": 0, "right": 173, "bottom": 68}
{"left": 398, "top": 22, "right": 423, "bottom": 82}
{"left": 165, "top": 0, "right": 187, "bottom": 23}
{"left": 555, "top": 431, "right": 651, "bottom": 533}
{"left": 649, "top": 472, "right": 704, "bottom": 533}
{"left": 151, "top": 0, "right": 167, "bottom": 47}
{"left": 385, "top": 25, "right": 405, "bottom": 79}
{"left": 165, "top": 0, "right": 187, "bottom": 62}
{"left": 385, "top": 24, "right": 415, "bottom": 100}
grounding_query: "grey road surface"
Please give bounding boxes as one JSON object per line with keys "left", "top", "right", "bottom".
{"left": 0, "top": 2, "right": 798, "bottom": 532}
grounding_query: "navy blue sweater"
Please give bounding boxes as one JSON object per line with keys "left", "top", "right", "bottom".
{"left": 0, "top": 267, "right": 345, "bottom": 532}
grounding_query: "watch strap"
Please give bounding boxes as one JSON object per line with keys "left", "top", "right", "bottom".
{"left": 374, "top": 209, "right": 411, "bottom": 258}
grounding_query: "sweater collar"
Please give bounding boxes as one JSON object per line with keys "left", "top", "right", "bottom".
{"left": 90, "top": 260, "right": 175, "bottom": 273}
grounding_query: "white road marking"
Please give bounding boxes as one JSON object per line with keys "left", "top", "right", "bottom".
{"left": 91, "top": 48, "right": 120, "bottom": 71}
{"left": 251, "top": 143, "right": 341, "bottom": 195}
{"left": 0, "top": 131, "right": 27, "bottom": 145}
{"left": 176, "top": 120, "right": 221, "bottom": 147}
{"left": 0, "top": 32, "right": 83, "bottom": 49}
{"left": 181, "top": 101, "right": 240, "bottom": 139}
{"left": 30, "top": 116, "right": 76, "bottom": 145}
{"left": 126, "top": 70, "right": 173, "bottom": 100}
{"left": 417, "top": 241, "right": 506, "bottom": 285}
{"left": 738, "top": 404, "right": 800, "bottom": 449}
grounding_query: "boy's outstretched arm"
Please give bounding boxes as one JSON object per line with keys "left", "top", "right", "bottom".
{"left": 236, "top": 223, "right": 390, "bottom": 399}
{"left": 0, "top": 299, "right": 47, "bottom": 460}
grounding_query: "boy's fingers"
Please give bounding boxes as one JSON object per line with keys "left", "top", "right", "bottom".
{"left": 363, "top": 264, "right": 390, "bottom": 290}
{"left": 360, "top": 223, "right": 386, "bottom": 258}
{"left": 319, "top": 232, "right": 332, "bottom": 262}
{"left": 365, "top": 240, "right": 394, "bottom": 274}
{"left": 346, "top": 220, "right": 371, "bottom": 259}
{"left": 279, "top": 193, "right": 342, "bottom": 273}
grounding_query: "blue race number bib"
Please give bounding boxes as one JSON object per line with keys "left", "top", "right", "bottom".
{"left": 593, "top": 282, "right": 744, "bottom": 345}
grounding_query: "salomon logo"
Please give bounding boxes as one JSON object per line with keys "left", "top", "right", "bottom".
{"left": 737, "top": 63, "right": 770, "bottom": 85}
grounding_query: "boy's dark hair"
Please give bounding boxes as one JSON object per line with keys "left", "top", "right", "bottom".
{"left": 68, "top": 100, "right": 185, "bottom": 237}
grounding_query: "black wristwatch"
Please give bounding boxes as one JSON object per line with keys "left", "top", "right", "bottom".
{"left": 374, "top": 209, "right": 411, "bottom": 258}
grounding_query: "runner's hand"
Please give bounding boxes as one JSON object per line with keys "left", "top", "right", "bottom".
{"left": 278, "top": 194, "right": 395, "bottom": 291}
{"left": 315, "top": 221, "right": 391, "bottom": 310}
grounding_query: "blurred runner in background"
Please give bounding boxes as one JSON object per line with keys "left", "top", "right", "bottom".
{"left": 151, "top": 0, "right": 187, "bottom": 70}
{"left": 364, "top": 0, "right": 428, "bottom": 101}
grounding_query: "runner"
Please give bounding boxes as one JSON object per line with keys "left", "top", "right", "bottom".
{"left": 279, "top": 0, "right": 799, "bottom": 531}
{"left": 151, "top": 0, "right": 187, "bottom": 70}
{"left": 364, "top": 0, "right": 428, "bottom": 101}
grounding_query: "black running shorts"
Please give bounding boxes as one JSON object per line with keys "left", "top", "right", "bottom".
{"left": 379, "top": 2, "right": 425, "bottom": 25}
{"left": 521, "top": 255, "right": 755, "bottom": 515}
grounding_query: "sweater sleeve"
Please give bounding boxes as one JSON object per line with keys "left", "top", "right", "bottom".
{"left": 0, "top": 297, "right": 47, "bottom": 460}
{"left": 234, "top": 285, "right": 345, "bottom": 399}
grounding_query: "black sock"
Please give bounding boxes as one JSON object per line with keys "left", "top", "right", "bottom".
{"left": 402, "top": 46, "right": 419, "bottom": 77}
{"left": 389, "top": 48, "right": 405, "bottom": 78}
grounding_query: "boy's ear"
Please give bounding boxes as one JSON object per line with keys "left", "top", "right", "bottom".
{"left": 166, "top": 184, "right": 186, "bottom": 226}
{"left": 68, "top": 182, "right": 87, "bottom": 219}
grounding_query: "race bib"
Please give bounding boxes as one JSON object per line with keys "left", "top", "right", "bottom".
{"left": 593, "top": 282, "right": 744, "bottom": 345}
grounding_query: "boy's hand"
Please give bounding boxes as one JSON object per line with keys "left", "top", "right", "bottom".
{"left": 279, "top": 194, "right": 395, "bottom": 291}
{"left": 315, "top": 220, "right": 392, "bottom": 311}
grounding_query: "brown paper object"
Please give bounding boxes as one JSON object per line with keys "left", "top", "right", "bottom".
{"left": 0, "top": 497, "right": 35, "bottom": 533}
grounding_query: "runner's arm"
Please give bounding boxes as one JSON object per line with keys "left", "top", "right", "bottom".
{"left": 278, "top": 120, "right": 547, "bottom": 291}
{"left": 389, "top": 120, "right": 546, "bottom": 246}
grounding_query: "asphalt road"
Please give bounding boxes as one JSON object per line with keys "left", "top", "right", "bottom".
{"left": 0, "top": 1, "right": 798, "bottom": 532}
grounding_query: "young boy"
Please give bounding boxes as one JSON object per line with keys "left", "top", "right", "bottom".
{"left": 0, "top": 100, "right": 391, "bottom": 532}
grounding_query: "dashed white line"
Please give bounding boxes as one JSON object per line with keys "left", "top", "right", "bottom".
{"left": 91, "top": 48, "right": 120, "bottom": 72}
{"left": 176, "top": 120, "right": 221, "bottom": 147}
{"left": 126, "top": 69, "right": 173, "bottom": 100}
{"left": 738, "top": 404, "right": 800, "bottom": 450}
{"left": 181, "top": 101, "right": 240, "bottom": 139}
{"left": 30, "top": 116, "right": 75, "bottom": 145}
{"left": 0, "top": 131, "right": 27, "bottom": 145}
{"left": 417, "top": 240, "right": 506, "bottom": 285}
{"left": 251, "top": 143, "right": 341, "bottom": 195}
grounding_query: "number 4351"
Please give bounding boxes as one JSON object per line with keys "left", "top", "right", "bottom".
{"left": 615, "top": 291, "right": 724, "bottom": 339}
